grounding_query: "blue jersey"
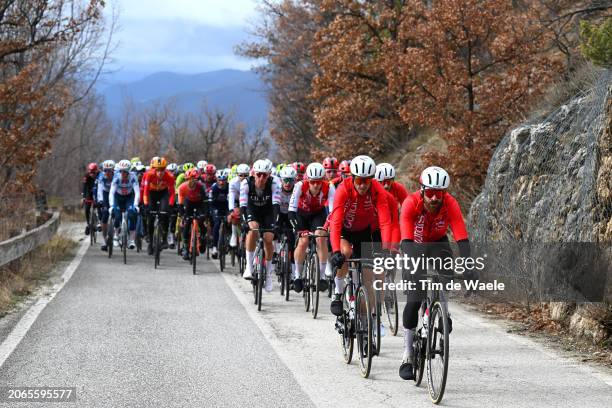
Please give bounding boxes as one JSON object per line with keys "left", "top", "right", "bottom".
{"left": 109, "top": 172, "right": 140, "bottom": 207}
{"left": 96, "top": 172, "right": 113, "bottom": 202}
{"left": 210, "top": 183, "right": 229, "bottom": 212}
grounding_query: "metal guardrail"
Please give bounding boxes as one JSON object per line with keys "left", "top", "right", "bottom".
{"left": 0, "top": 212, "right": 60, "bottom": 268}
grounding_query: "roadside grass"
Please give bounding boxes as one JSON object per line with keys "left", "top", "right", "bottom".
{"left": 0, "top": 235, "right": 77, "bottom": 316}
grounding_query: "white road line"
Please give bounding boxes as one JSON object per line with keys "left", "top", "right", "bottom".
{"left": 0, "top": 239, "right": 89, "bottom": 368}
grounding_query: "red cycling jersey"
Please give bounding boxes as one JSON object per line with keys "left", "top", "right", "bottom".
{"left": 178, "top": 181, "right": 207, "bottom": 205}
{"left": 329, "top": 178, "right": 392, "bottom": 252}
{"left": 143, "top": 169, "right": 175, "bottom": 206}
{"left": 372, "top": 189, "right": 401, "bottom": 246}
{"left": 389, "top": 182, "right": 409, "bottom": 207}
{"left": 290, "top": 180, "right": 331, "bottom": 214}
{"left": 400, "top": 190, "right": 468, "bottom": 243}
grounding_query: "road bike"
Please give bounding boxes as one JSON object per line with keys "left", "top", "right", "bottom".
{"left": 411, "top": 267, "right": 462, "bottom": 404}
{"left": 276, "top": 228, "right": 293, "bottom": 301}
{"left": 335, "top": 258, "right": 375, "bottom": 378}
{"left": 184, "top": 208, "right": 204, "bottom": 275}
{"left": 87, "top": 200, "right": 97, "bottom": 246}
{"left": 150, "top": 202, "right": 167, "bottom": 269}
{"left": 300, "top": 227, "right": 328, "bottom": 319}
{"left": 217, "top": 213, "right": 230, "bottom": 271}
{"left": 250, "top": 227, "right": 275, "bottom": 311}
{"left": 120, "top": 209, "right": 128, "bottom": 264}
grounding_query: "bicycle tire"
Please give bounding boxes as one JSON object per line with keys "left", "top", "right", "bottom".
{"left": 311, "top": 254, "right": 320, "bottom": 319}
{"left": 303, "top": 254, "right": 311, "bottom": 312}
{"left": 122, "top": 217, "right": 128, "bottom": 265}
{"left": 252, "top": 246, "right": 260, "bottom": 304}
{"left": 257, "top": 249, "right": 265, "bottom": 311}
{"left": 341, "top": 284, "right": 354, "bottom": 364}
{"left": 192, "top": 220, "right": 198, "bottom": 275}
{"left": 107, "top": 221, "right": 114, "bottom": 259}
{"left": 373, "top": 288, "right": 382, "bottom": 356}
{"left": 219, "top": 222, "right": 226, "bottom": 271}
{"left": 414, "top": 323, "right": 426, "bottom": 386}
{"left": 426, "top": 301, "right": 449, "bottom": 404}
{"left": 154, "top": 220, "right": 161, "bottom": 269}
{"left": 283, "top": 242, "right": 291, "bottom": 302}
{"left": 356, "top": 286, "right": 373, "bottom": 378}
{"left": 89, "top": 205, "right": 96, "bottom": 246}
{"left": 384, "top": 272, "right": 399, "bottom": 336}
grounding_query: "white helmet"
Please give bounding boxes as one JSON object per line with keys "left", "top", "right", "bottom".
{"left": 279, "top": 166, "right": 297, "bottom": 180}
{"left": 237, "top": 163, "right": 250, "bottom": 175}
{"left": 253, "top": 159, "right": 272, "bottom": 173}
{"left": 102, "top": 160, "right": 115, "bottom": 170}
{"left": 420, "top": 166, "right": 450, "bottom": 189}
{"left": 167, "top": 163, "right": 178, "bottom": 173}
{"left": 264, "top": 158, "right": 273, "bottom": 169}
{"left": 375, "top": 163, "right": 395, "bottom": 181}
{"left": 216, "top": 169, "right": 229, "bottom": 180}
{"left": 306, "top": 163, "right": 325, "bottom": 180}
{"left": 118, "top": 159, "right": 131, "bottom": 172}
{"left": 197, "top": 160, "right": 208, "bottom": 170}
{"left": 350, "top": 155, "right": 376, "bottom": 177}
{"left": 271, "top": 167, "right": 279, "bottom": 177}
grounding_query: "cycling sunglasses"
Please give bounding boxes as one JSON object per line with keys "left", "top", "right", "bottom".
{"left": 381, "top": 179, "right": 394, "bottom": 187}
{"left": 238, "top": 173, "right": 248, "bottom": 177}
{"left": 309, "top": 179, "right": 323, "bottom": 185}
{"left": 255, "top": 172, "right": 269, "bottom": 178}
{"left": 281, "top": 178, "right": 295, "bottom": 184}
{"left": 353, "top": 176, "right": 373, "bottom": 186}
{"left": 423, "top": 188, "right": 446, "bottom": 199}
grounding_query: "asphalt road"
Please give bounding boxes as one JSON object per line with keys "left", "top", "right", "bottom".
{"left": 0, "top": 226, "right": 610, "bottom": 407}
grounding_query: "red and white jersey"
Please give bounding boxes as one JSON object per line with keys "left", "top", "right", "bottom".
{"left": 289, "top": 180, "right": 335, "bottom": 214}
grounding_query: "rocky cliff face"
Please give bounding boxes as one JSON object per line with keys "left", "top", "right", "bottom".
{"left": 470, "top": 71, "right": 611, "bottom": 243}
{"left": 469, "top": 70, "right": 611, "bottom": 344}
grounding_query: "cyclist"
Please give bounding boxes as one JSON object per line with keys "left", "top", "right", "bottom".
{"left": 96, "top": 160, "right": 115, "bottom": 251}
{"left": 175, "top": 162, "right": 195, "bottom": 189}
{"left": 398, "top": 166, "right": 470, "bottom": 380}
{"left": 166, "top": 163, "right": 180, "bottom": 249}
{"left": 277, "top": 166, "right": 298, "bottom": 291}
{"left": 328, "top": 155, "right": 393, "bottom": 316}
{"left": 142, "top": 157, "right": 175, "bottom": 255}
{"left": 130, "top": 157, "right": 142, "bottom": 168}
{"left": 239, "top": 159, "right": 280, "bottom": 292}
{"left": 292, "top": 162, "right": 306, "bottom": 182}
{"left": 375, "top": 163, "right": 408, "bottom": 207}
{"left": 202, "top": 164, "right": 217, "bottom": 193}
{"left": 178, "top": 169, "right": 209, "bottom": 261}
{"left": 82, "top": 162, "right": 99, "bottom": 235}
{"left": 323, "top": 157, "right": 339, "bottom": 182}
{"left": 210, "top": 169, "right": 229, "bottom": 259}
{"left": 289, "top": 162, "right": 334, "bottom": 293}
{"left": 338, "top": 160, "right": 351, "bottom": 182}
{"left": 109, "top": 160, "right": 140, "bottom": 249}
{"left": 228, "top": 163, "right": 250, "bottom": 248}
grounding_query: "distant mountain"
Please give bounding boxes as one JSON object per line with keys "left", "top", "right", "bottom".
{"left": 100, "top": 69, "right": 268, "bottom": 126}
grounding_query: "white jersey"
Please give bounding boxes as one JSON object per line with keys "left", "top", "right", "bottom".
{"left": 228, "top": 176, "right": 242, "bottom": 211}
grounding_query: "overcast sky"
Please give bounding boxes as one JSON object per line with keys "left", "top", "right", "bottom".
{"left": 105, "top": 0, "right": 259, "bottom": 77}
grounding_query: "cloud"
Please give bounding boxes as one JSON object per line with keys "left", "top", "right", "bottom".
{"left": 105, "top": 0, "right": 258, "bottom": 73}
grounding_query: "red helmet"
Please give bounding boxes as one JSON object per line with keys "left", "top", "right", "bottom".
{"left": 87, "top": 162, "right": 99, "bottom": 172}
{"left": 186, "top": 169, "right": 199, "bottom": 180}
{"left": 205, "top": 164, "right": 216, "bottom": 175}
{"left": 339, "top": 160, "right": 351, "bottom": 174}
{"left": 323, "top": 157, "right": 339, "bottom": 170}
{"left": 292, "top": 162, "right": 306, "bottom": 174}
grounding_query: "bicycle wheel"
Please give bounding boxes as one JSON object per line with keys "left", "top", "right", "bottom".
{"left": 135, "top": 215, "right": 142, "bottom": 253}
{"left": 340, "top": 284, "right": 354, "bottom": 364}
{"left": 257, "top": 250, "right": 265, "bottom": 311}
{"left": 191, "top": 221, "right": 198, "bottom": 275}
{"left": 303, "top": 255, "right": 311, "bottom": 312}
{"left": 384, "top": 272, "right": 399, "bottom": 336}
{"left": 356, "top": 286, "right": 373, "bottom": 378}
{"left": 282, "top": 242, "right": 291, "bottom": 301}
{"left": 107, "top": 221, "right": 114, "bottom": 259}
{"left": 310, "top": 254, "right": 320, "bottom": 319}
{"left": 414, "top": 320, "right": 427, "bottom": 386}
{"left": 122, "top": 225, "right": 127, "bottom": 265}
{"left": 154, "top": 221, "right": 161, "bottom": 269}
{"left": 219, "top": 222, "right": 226, "bottom": 271}
{"left": 89, "top": 205, "right": 96, "bottom": 246}
{"left": 426, "top": 301, "right": 449, "bottom": 404}
{"left": 252, "top": 246, "right": 260, "bottom": 304}
{"left": 373, "top": 288, "right": 382, "bottom": 356}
